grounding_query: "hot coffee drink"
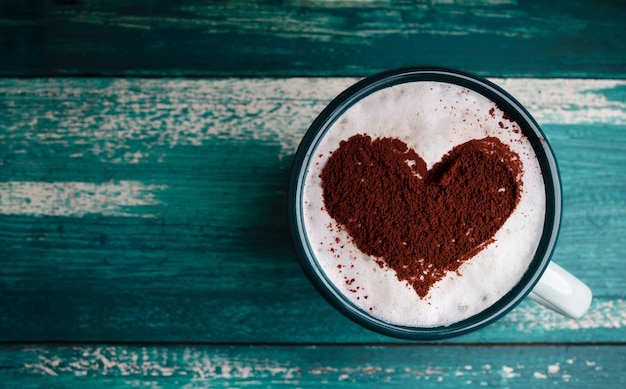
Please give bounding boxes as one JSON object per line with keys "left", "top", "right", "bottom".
{"left": 299, "top": 80, "right": 546, "bottom": 328}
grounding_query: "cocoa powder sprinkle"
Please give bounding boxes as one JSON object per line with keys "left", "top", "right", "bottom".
{"left": 320, "top": 134, "right": 523, "bottom": 298}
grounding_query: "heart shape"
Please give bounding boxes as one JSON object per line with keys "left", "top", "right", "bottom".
{"left": 320, "top": 134, "right": 523, "bottom": 298}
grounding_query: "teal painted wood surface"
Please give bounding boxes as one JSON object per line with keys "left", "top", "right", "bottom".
{"left": 2, "top": 1, "right": 626, "bottom": 384}
{"left": 1, "top": 344, "right": 624, "bottom": 388}
{"left": 1, "top": 0, "right": 626, "bottom": 77}
{"left": 1, "top": 77, "right": 625, "bottom": 343}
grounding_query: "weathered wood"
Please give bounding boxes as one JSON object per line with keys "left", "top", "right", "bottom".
{"left": 1, "top": 1, "right": 625, "bottom": 77}
{"left": 1, "top": 78, "right": 625, "bottom": 343}
{"left": 1, "top": 344, "right": 624, "bottom": 388}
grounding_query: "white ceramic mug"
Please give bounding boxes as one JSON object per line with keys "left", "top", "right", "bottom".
{"left": 288, "top": 66, "right": 592, "bottom": 339}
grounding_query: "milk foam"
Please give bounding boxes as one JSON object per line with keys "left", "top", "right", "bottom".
{"left": 302, "top": 81, "right": 546, "bottom": 328}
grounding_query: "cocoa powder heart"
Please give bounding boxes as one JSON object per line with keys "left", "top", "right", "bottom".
{"left": 321, "top": 134, "right": 523, "bottom": 298}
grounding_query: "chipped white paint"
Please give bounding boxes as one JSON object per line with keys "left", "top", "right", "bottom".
{"left": 0, "top": 78, "right": 347, "bottom": 163}
{"left": 548, "top": 363, "right": 560, "bottom": 374}
{"left": 504, "top": 299, "right": 626, "bottom": 332}
{"left": 171, "top": 0, "right": 545, "bottom": 42}
{"left": 18, "top": 344, "right": 615, "bottom": 387}
{"left": 24, "top": 362, "right": 59, "bottom": 377}
{"left": 0, "top": 180, "right": 166, "bottom": 218}
{"left": 1, "top": 78, "right": 624, "bottom": 165}
{"left": 22, "top": 346, "right": 296, "bottom": 381}
{"left": 493, "top": 78, "right": 626, "bottom": 126}
{"left": 501, "top": 365, "right": 519, "bottom": 379}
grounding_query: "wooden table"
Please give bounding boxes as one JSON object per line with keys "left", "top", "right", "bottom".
{"left": 1, "top": 1, "right": 625, "bottom": 387}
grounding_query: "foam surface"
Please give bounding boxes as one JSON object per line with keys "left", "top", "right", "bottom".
{"left": 301, "top": 81, "right": 546, "bottom": 327}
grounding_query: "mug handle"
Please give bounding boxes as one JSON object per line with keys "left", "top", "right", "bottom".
{"left": 527, "top": 262, "right": 593, "bottom": 318}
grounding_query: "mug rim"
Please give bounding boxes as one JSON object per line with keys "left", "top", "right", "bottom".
{"left": 287, "top": 66, "right": 562, "bottom": 340}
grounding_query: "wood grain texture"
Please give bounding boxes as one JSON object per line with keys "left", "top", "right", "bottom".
{"left": 1, "top": 344, "right": 624, "bottom": 388}
{"left": 1, "top": 78, "right": 625, "bottom": 343}
{"left": 1, "top": 0, "right": 626, "bottom": 77}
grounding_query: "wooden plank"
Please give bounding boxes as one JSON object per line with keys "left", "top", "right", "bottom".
{"left": 1, "top": 344, "right": 624, "bottom": 388}
{"left": 1, "top": 1, "right": 626, "bottom": 77}
{"left": 1, "top": 78, "right": 625, "bottom": 343}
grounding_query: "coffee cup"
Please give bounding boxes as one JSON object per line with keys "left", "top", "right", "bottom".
{"left": 288, "top": 66, "right": 592, "bottom": 340}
